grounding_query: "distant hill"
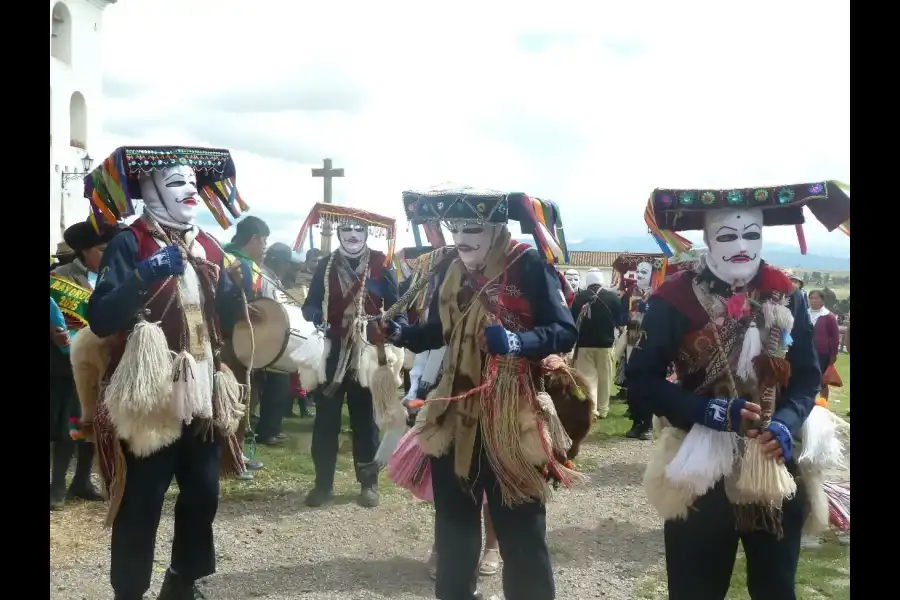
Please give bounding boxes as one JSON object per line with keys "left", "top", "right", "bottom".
{"left": 563, "top": 236, "right": 850, "bottom": 272}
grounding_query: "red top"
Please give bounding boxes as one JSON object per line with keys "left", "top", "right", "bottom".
{"left": 812, "top": 311, "right": 840, "bottom": 363}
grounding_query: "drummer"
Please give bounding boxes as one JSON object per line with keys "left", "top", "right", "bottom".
{"left": 253, "top": 243, "right": 299, "bottom": 445}
{"left": 300, "top": 204, "right": 405, "bottom": 509}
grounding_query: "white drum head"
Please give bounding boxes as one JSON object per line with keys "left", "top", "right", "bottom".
{"left": 232, "top": 297, "right": 289, "bottom": 369}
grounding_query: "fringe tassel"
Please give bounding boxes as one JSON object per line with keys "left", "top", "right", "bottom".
{"left": 480, "top": 358, "right": 551, "bottom": 506}
{"left": 798, "top": 405, "right": 846, "bottom": 470}
{"left": 105, "top": 319, "right": 173, "bottom": 419}
{"left": 665, "top": 425, "right": 738, "bottom": 496}
{"left": 733, "top": 502, "right": 784, "bottom": 539}
{"left": 801, "top": 466, "right": 830, "bottom": 536}
{"left": 536, "top": 390, "right": 573, "bottom": 456}
{"left": 213, "top": 366, "right": 246, "bottom": 434}
{"left": 737, "top": 322, "right": 762, "bottom": 383}
{"left": 643, "top": 426, "right": 697, "bottom": 521}
{"left": 736, "top": 437, "right": 797, "bottom": 503}
{"left": 753, "top": 355, "right": 792, "bottom": 388}
{"left": 172, "top": 351, "right": 204, "bottom": 425}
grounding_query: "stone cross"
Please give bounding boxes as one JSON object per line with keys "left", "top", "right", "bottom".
{"left": 312, "top": 158, "right": 345, "bottom": 252}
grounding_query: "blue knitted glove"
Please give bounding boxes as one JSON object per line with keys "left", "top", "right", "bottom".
{"left": 367, "top": 317, "right": 402, "bottom": 343}
{"left": 136, "top": 245, "right": 184, "bottom": 284}
{"left": 484, "top": 324, "right": 522, "bottom": 356}
{"left": 763, "top": 420, "right": 794, "bottom": 462}
{"left": 694, "top": 397, "right": 749, "bottom": 432}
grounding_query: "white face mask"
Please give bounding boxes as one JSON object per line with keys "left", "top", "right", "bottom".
{"left": 450, "top": 224, "right": 498, "bottom": 269}
{"left": 704, "top": 208, "right": 764, "bottom": 286}
{"left": 565, "top": 273, "right": 580, "bottom": 289}
{"left": 338, "top": 224, "right": 368, "bottom": 257}
{"left": 635, "top": 261, "right": 652, "bottom": 292}
{"left": 139, "top": 165, "right": 200, "bottom": 229}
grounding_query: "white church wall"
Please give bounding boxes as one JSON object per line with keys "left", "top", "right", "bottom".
{"left": 50, "top": 0, "right": 115, "bottom": 251}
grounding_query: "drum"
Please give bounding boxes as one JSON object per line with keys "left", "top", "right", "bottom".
{"left": 232, "top": 297, "right": 317, "bottom": 373}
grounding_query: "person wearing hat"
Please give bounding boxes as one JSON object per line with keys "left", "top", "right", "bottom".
{"left": 631, "top": 182, "right": 850, "bottom": 599}
{"left": 381, "top": 186, "right": 578, "bottom": 600}
{"left": 248, "top": 241, "right": 300, "bottom": 445}
{"left": 83, "top": 146, "right": 250, "bottom": 600}
{"left": 50, "top": 240, "right": 77, "bottom": 271}
{"left": 298, "top": 203, "right": 406, "bottom": 510}
{"left": 49, "top": 220, "right": 120, "bottom": 510}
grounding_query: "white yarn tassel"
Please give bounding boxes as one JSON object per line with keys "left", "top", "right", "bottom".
{"left": 799, "top": 405, "right": 846, "bottom": 470}
{"left": 773, "top": 304, "right": 794, "bottom": 331}
{"left": 374, "top": 425, "right": 408, "bottom": 466}
{"left": 737, "top": 322, "right": 762, "bottom": 383}
{"left": 536, "top": 390, "right": 573, "bottom": 455}
{"left": 213, "top": 368, "right": 246, "bottom": 434}
{"left": 665, "top": 425, "right": 738, "bottom": 496}
{"left": 105, "top": 319, "right": 173, "bottom": 418}
{"left": 172, "top": 351, "right": 203, "bottom": 424}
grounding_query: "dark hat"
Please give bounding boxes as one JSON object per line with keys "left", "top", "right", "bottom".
{"left": 305, "top": 247, "right": 323, "bottom": 263}
{"left": 52, "top": 240, "right": 75, "bottom": 258}
{"left": 648, "top": 181, "right": 850, "bottom": 233}
{"left": 63, "top": 220, "right": 120, "bottom": 253}
{"left": 402, "top": 185, "right": 569, "bottom": 264}
{"left": 265, "top": 242, "right": 300, "bottom": 264}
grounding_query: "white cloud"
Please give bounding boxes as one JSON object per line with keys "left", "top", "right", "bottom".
{"left": 91, "top": 0, "right": 849, "bottom": 255}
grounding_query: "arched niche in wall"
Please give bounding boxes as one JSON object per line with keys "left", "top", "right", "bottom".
{"left": 51, "top": 2, "right": 73, "bottom": 65}
{"left": 69, "top": 92, "right": 88, "bottom": 150}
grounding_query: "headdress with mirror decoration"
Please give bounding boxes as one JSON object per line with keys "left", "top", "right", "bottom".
{"left": 644, "top": 180, "right": 850, "bottom": 259}
{"left": 292, "top": 202, "right": 397, "bottom": 265}
{"left": 611, "top": 253, "right": 667, "bottom": 291}
{"left": 83, "top": 146, "right": 247, "bottom": 232}
{"left": 402, "top": 184, "right": 569, "bottom": 264}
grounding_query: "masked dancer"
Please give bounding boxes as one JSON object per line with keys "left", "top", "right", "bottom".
{"left": 79, "top": 146, "right": 250, "bottom": 600}
{"left": 296, "top": 203, "right": 404, "bottom": 509}
{"left": 382, "top": 186, "right": 578, "bottom": 600}
{"left": 633, "top": 182, "right": 850, "bottom": 600}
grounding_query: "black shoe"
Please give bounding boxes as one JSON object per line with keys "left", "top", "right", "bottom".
{"left": 68, "top": 482, "right": 104, "bottom": 501}
{"left": 157, "top": 569, "right": 206, "bottom": 600}
{"left": 304, "top": 487, "right": 334, "bottom": 507}
{"left": 636, "top": 429, "right": 654, "bottom": 441}
{"left": 625, "top": 426, "right": 639, "bottom": 439}
{"left": 258, "top": 436, "right": 283, "bottom": 447}
{"left": 50, "top": 487, "right": 67, "bottom": 511}
{"left": 358, "top": 484, "right": 380, "bottom": 508}
{"left": 114, "top": 595, "right": 145, "bottom": 600}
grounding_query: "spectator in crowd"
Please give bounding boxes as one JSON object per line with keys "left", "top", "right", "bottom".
{"left": 809, "top": 289, "right": 841, "bottom": 402}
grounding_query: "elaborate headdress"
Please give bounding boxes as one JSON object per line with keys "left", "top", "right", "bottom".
{"left": 402, "top": 185, "right": 569, "bottom": 264}
{"left": 611, "top": 253, "right": 667, "bottom": 291}
{"left": 292, "top": 202, "right": 397, "bottom": 265}
{"left": 644, "top": 180, "right": 851, "bottom": 257}
{"left": 83, "top": 146, "right": 247, "bottom": 231}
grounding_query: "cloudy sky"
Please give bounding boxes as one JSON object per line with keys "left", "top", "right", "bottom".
{"left": 94, "top": 0, "right": 850, "bottom": 256}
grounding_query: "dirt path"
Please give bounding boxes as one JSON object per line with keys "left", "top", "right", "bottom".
{"left": 51, "top": 437, "right": 663, "bottom": 600}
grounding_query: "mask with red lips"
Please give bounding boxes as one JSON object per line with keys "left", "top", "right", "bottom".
{"left": 703, "top": 207, "right": 764, "bottom": 287}
{"left": 338, "top": 224, "right": 368, "bottom": 257}
{"left": 139, "top": 165, "right": 201, "bottom": 230}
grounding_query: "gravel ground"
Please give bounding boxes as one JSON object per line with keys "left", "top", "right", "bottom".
{"left": 50, "top": 437, "right": 663, "bottom": 600}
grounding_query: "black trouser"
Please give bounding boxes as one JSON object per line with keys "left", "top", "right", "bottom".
{"left": 256, "top": 371, "right": 292, "bottom": 440}
{"left": 50, "top": 439, "right": 95, "bottom": 492}
{"left": 626, "top": 386, "right": 652, "bottom": 430}
{"left": 310, "top": 349, "right": 380, "bottom": 490}
{"left": 663, "top": 474, "right": 806, "bottom": 600}
{"left": 431, "top": 436, "right": 555, "bottom": 600}
{"left": 110, "top": 424, "right": 221, "bottom": 598}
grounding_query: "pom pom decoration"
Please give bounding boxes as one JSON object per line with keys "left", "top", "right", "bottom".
{"left": 68, "top": 417, "right": 86, "bottom": 441}
{"left": 757, "top": 265, "right": 794, "bottom": 296}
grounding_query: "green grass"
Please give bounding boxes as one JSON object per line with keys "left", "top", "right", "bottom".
{"left": 217, "top": 408, "right": 399, "bottom": 502}
{"left": 635, "top": 538, "right": 850, "bottom": 599}
{"left": 829, "top": 354, "right": 850, "bottom": 414}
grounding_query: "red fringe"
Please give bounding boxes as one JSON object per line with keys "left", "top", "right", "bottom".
{"left": 754, "top": 355, "right": 792, "bottom": 388}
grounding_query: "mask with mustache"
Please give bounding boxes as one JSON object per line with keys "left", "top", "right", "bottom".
{"left": 703, "top": 207, "right": 764, "bottom": 287}
{"left": 139, "top": 165, "right": 200, "bottom": 230}
{"left": 635, "top": 261, "right": 652, "bottom": 293}
{"left": 338, "top": 224, "right": 368, "bottom": 257}
{"left": 451, "top": 223, "right": 500, "bottom": 269}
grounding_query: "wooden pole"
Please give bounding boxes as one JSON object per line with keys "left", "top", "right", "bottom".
{"left": 311, "top": 158, "right": 344, "bottom": 253}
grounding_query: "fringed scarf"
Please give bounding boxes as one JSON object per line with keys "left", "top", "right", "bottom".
{"left": 323, "top": 248, "right": 371, "bottom": 394}
{"left": 426, "top": 229, "right": 560, "bottom": 505}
